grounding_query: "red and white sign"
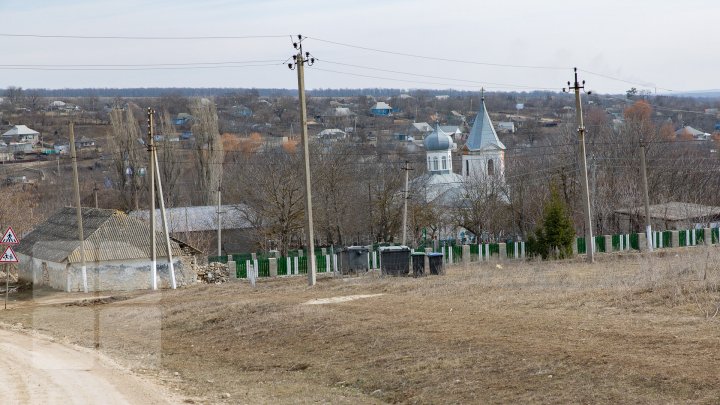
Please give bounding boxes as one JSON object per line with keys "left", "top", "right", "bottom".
{"left": 0, "top": 227, "right": 19, "bottom": 245}
{"left": 0, "top": 246, "right": 18, "bottom": 263}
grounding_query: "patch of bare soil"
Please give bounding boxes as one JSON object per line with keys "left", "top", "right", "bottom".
{"left": 3, "top": 247, "right": 720, "bottom": 404}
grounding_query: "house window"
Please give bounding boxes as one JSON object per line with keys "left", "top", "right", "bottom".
{"left": 488, "top": 159, "right": 495, "bottom": 176}
{"left": 441, "top": 156, "right": 447, "bottom": 170}
{"left": 433, "top": 157, "right": 439, "bottom": 171}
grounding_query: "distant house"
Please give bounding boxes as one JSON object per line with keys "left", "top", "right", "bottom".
{"left": 408, "top": 122, "right": 434, "bottom": 139}
{"left": 3, "top": 125, "right": 40, "bottom": 145}
{"left": 74, "top": 136, "right": 96, "bottom": 149}
{"left": 174, "top": 113, "right": 194, "bottom": 126}
{"left": 616, "top": 202, "right": 720, "bottom": 231}
{"left": 317, "top": 128, "right": 347, "bottom": 142}
{"left": 370, "top": 102, "right": 393, "bottom": 116}
{"left": 496, "top": 121, "right": 516, "bottom": 133}
{"left": 230, "top": 105, "right": 253, "bottom": 118}
{"left": 16, "top": 207, "right": 199, "bottom": 292}
{"left": 676, "top": 126, "right": 710, "bottom": 140}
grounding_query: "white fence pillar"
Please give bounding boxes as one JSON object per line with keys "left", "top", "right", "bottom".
{"left": 514, "top": 242, "right": 519, "bottom": 259}
{"left": 294, "top": 256, "right": 299, "bottom": 275}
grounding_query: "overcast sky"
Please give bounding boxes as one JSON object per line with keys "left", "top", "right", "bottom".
{"left": 1, "top": 0, "right": 717, "bottom": 94}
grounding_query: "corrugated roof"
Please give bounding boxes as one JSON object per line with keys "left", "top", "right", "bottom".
{"left": 616, "top": 202, "right": 720, "bottom": 221}
{"left": 2, "top": 125, "right": 39, "bottom": 137}
{"left": 16, "top": 207, "right": 181, "bottom": 264}
{"left": 129, "top": 204, "right": 251, "bottom": 233}
{"left": 465, "top": 98, "right": 505, "bottom": 151}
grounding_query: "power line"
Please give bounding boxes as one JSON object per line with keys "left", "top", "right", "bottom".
{"left": 0, "top": 33, "right": 289, "bottom": 40}
{"left": 306, "top": 36, "right": 569, "bottom": 71}
{"left": 0, "top": 63, "right": 283, "bottom": 72}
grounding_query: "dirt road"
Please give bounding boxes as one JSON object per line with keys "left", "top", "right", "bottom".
{"left": 0, "top": 328, "right": 178, "bottom": 405}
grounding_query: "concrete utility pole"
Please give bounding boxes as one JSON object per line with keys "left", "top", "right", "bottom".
{"left": 564, "top": 68, "right": 594, "bottom": 263}
{"left": 401, "top": 161, "right": 412, "bottom": 246}
{"left": 639, "top": 139, "right": 653, "bottom": 251}
{"left": 152, "top": 143, "right": 177, "bottom": 289}
{"left": 93, "top": 183, "right": 99, "bottom": 209}
{"left": 288, "top": 34, "right": 317, "bottom": 286}
{"left": 147, "top": 108, "right": 157, "bottom": 290}
{"left": 217, "top": 186, "right": 222, "bottom": 257}
{"left": 69, "top": 122, "right": 88, "bottom": 293}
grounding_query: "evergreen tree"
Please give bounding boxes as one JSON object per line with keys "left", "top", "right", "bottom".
{"left": 529, "top": 184, "right": 575, "bottom": 259}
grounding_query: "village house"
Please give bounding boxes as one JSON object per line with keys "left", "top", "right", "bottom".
{"left": 16, "top": 207, "right": 198, "bottom": 292}
{"left": 2, "top": 125, "right": 40, "bottom": 145}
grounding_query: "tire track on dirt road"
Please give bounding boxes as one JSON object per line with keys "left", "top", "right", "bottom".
{"left": 0, "top": 328, "right": 180, "bottom": 404}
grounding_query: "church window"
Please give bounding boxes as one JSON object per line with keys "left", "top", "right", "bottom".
{"left": 441, "top": 156, "right": 447, "bottom": 170}
{"left": 428, "top": 157, "right": 432, "bottom": 171}
{"left": 466, "top": 160, "right": 469, "bottom": 176}
{"left": 433, "top": 157, "right": 439, "bottom": 171}
{"left": 488, "top": 159, "right": 495, "bottom": 176}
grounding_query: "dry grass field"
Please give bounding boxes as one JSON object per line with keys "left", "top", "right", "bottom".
{"left": 3, "top": 248, "right": 720, "bottom": 404}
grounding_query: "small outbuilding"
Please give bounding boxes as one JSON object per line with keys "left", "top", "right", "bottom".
{"left": 15, "top": 207, "right": 198, "bottom": 292}
{"left": 615, "top": 202, "right": 720, "bottom": 231}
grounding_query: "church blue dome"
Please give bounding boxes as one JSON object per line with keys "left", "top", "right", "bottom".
{"left": 424, "top": 125, "right": 453, "bottom": 151}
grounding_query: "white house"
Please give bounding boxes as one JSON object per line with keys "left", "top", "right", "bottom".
{"left": 2, "top": 125, "right": 40, "bottom": 145}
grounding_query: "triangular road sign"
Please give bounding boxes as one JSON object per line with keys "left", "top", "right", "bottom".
{"left": 0, "top": 246, "right": 18, "bottom": 263}
{"left": 1, "top": 227, "right": 19, "bottom": 245}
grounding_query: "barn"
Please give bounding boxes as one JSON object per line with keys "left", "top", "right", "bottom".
{"left": 15, "top": 207, "right": 198, "bottom": 292}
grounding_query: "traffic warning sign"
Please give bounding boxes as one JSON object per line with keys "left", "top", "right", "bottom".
{"left": 0, "top": 246, "right": 18, "bottom": 263}
{"left": 1, "top": 227, "right": 19, "bottom": 245}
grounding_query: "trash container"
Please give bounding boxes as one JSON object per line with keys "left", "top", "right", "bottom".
{"left": 379, "top": 246, "right": 411, "bottom": 276}
{"left": 338, "top": 246, "right": 369, "bottom": 274}
{"left": 411, "top": 252, "right": 426, "bottom": 277}
{"left": 427, "top": 252, "right": 444, "bottom": 275}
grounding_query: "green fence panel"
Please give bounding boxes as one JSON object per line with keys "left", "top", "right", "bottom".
{"left": 629, "top": 233, "right": 639, "bottom": 250}
{"left": 298, "top": 256, "right": 308, "bottom": 274}
{"left": 236, "top": 260, "right": 247, "bottom": 278}
{"left": 490, "top": 243, "right": 500, "bottom": 256}
{"left": 611, "top": 235, "right": 621, "bottom": 251}
{"left": 696, "top": 228, "right": 704, "bottom": 245}
{"left": 576, "top": 237, "right": 586, "bottom": 255}
{"left": 506, "top": 242, "right": 515, "bottom": 258}
{"left": 713, "top": 228, "right": 719, "bottom": 244}
{"left": 663, "top": 231, "right": 672, "bottom": 248}
{"left": 594, "top": 236, "right": 605, "bottom": 253}
{"left": 277, "top": 257, "right": 288, "bottom": 276}
{"left": 470, "top": 244, "right": 480, "bottom": 262}
{"left": 316, "top": 255, "right": 327, "bottom": 273}
{"left": 256, "top": 259, "right": 270, "bottom": 277}
{"left": 452, "top": 245, "right": 463, "bottom": 263}
{"left": 679, "top": 230, "right": 687, "bottom": 247}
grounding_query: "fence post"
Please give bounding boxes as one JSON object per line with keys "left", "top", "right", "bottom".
{"left": 572, "top": 238, "right": 578, "bottom": 255}
{"left": 286, "top": 257, "right": 291, "bottom": 276}
{"left": 671, "top": 230, "right": 679, "bottom": 247}
{"left": 704, "top": 228, "right": 711, "bottom": 246}
{"left": 246, "top": 260, "right": 255, "bottom": 286}
{"left": 499, "top": 243, "right": 507, "bottom": 261}
{"left": 294, "top": 256, "right": 299, "bottom": 275}
{"left": 484, "top": 244, "right": 490, "bottom": 261}
{"left": 462, "top": 245, "right": 470, "bottom": 267}
{"left": 514, "top": 242, "right": 519, "bottom": 259}
{"left": 604, "top": 235, "right": 612, "bottom": 253}
{"left": 520, "top": 242, "right": 525, "bottom": 259}
{"left": 372, "top": 251, "right": 378, "bottom": 270}
{"left": 638, "top": 233, "right": 647, "bottom": 251}
{"left": 448, "top": 246, "right": 453, "bottom": 264}
{"left": 269, "top": 258, "right": 277, "bottom": 277}
{"left": 228, "top": 259, "right": 237, "bottom": 279}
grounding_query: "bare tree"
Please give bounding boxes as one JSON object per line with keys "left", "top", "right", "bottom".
{"left": 109, "top": 107, "right": 146, "bottom": 210}
{"left": 190, "top": 98, "right": 224, "bottom": 206}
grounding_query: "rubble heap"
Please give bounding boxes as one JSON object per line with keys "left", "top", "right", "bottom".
{"left": 196, "top": 262, "right": 231, "bottom": 284}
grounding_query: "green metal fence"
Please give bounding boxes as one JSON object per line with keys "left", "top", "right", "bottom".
{"left": 577, "top": 237, "right": 586, "bottom": 255}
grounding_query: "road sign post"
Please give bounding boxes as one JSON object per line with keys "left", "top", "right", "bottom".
{"left": 1, "top": 227, "right": 20, "bottom": 310}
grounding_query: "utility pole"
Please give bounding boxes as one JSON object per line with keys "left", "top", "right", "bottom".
{"left": 147, "top": 108, "right": 157, "bottom": 290}
{"left": 639, "top": 138, "right": 653, "bottom": 252}
{"left": 401, "top": 161, "right": 413, "bottom": 246}
{"left": 288, "top": 34, "right": 317, "bottom": 286}
{"left": 152, "top": 142, "right": 177, "bottom": 289}
{"left": 93, "top": 183, "right": 99, "bottom": 209}
{"left": 217, "top": 186, "right": 223, "bottom": 257}
{"left": 564, "top": 68, "right": 594, "bottom": 263}
{"left": 69, "top": 122, "right": 88, "bottom": 293}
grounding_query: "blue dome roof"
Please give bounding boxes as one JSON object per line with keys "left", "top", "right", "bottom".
{"left": 424, "top": 126, "right": 453, "bottom": 151}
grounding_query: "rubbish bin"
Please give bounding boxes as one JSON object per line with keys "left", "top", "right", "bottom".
{"left": 338, "top": 246, "right": 369, "bottom": 274}
{"left": 411, "top": 252, "right": 426, "bottom": 277}
{"left": 379, "top": 246, "right": 411, "bottom": 276}
{"left": 427, "top": 252, "right": 444, "bottom": 275}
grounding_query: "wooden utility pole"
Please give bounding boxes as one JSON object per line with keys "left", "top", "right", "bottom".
{"left": 289, "top": 34, "right": 317, "bottom": 286}
{"left": 147, "top": 108, "right": 157, "bottom": 290}
{"left": 69, "top": 122, "right": 89, "bottom": 293}
{"left": 564, "top": 68, "right": 594, "bottom": 263}
{"left": 639, "top": 139, "right": 653, "bottom": 251}
{"left": 93, "top": 183, "right": 99, "bottom": 209}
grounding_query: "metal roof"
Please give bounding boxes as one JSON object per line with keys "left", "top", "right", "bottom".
{"left": 16, "top": 207, "right": 181, "bottom": 264}
{"left": 616, "top": 202, "right": 720, "bottom": 222}
{"left": 465, "top": 98, "right": 505, "bottom": 152}
{"left": 129, "top": 204, "right": 252, "bottom": 233}
{"left": 424, "top": 124, "right": 454, "bottom": 151}
{"left": 2, "top": 125, "right": 39, "bottom": 137}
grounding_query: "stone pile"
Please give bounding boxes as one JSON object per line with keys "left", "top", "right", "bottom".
{"left": 196, "top": 262, "right": 230, "bottom": 284}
